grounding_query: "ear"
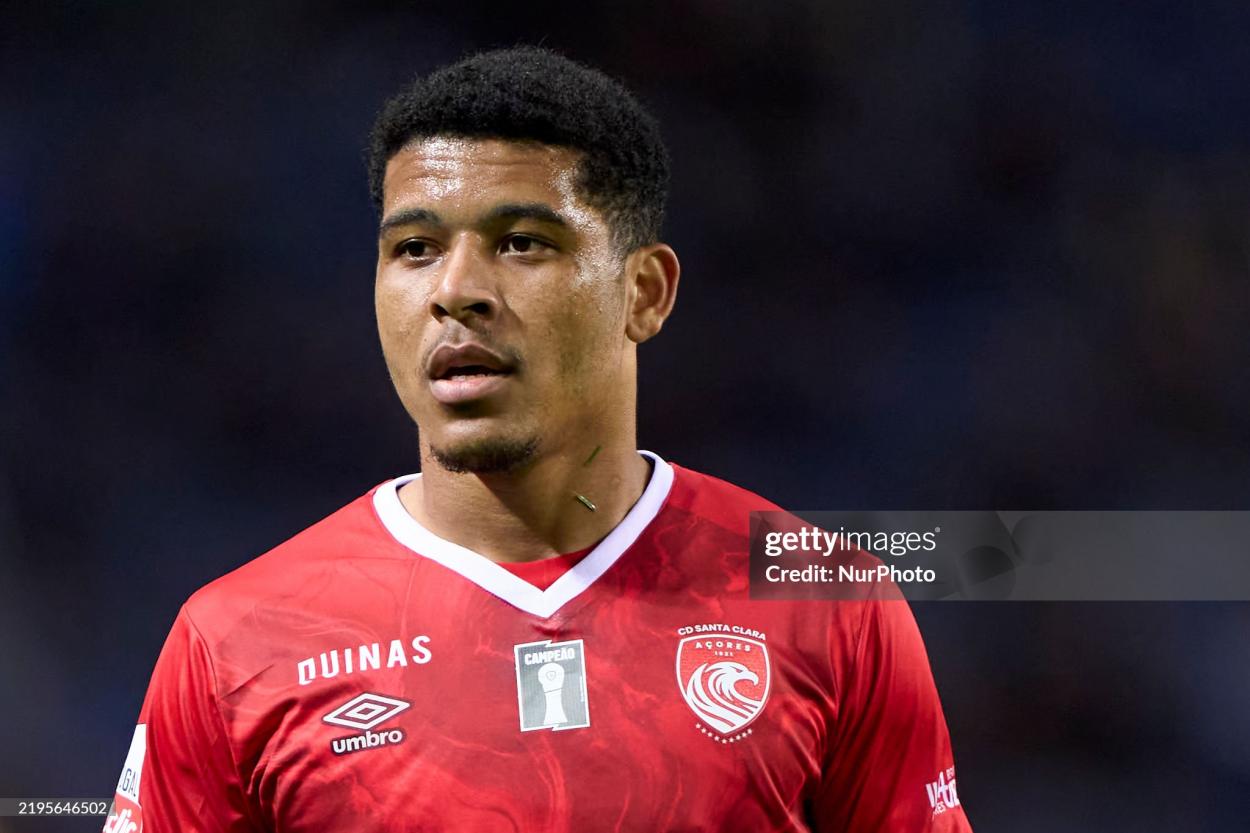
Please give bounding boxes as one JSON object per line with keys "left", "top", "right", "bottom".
{"left": 624, "top": 243, "right": 681, "bottom": 344}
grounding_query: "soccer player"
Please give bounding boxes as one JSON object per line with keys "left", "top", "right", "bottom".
{"left": 104, "top": 48, "right": 971, "bottom": 832}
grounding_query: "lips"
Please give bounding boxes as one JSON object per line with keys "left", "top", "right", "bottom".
{"left": 427, "top": 343, "right": 515, "bottom": 405}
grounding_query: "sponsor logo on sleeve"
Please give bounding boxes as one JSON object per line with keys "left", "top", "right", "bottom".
{"left": 514, "top": 639, "right": 590, "bottom": 732}
{"left": 102, "top": 724, "right": 146, "bottom": 833}
{"left": 926, "top": 767, "right": 961, "bottom": 815}
{"left": 675, "top": 624, "right": 770, "bottom": 744}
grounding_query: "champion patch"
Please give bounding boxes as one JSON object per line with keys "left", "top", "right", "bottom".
{"left": 514, "top": 638, "right": 590, "bottom": 732}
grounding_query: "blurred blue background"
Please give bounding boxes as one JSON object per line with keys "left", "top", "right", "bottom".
{"left": 2, "top": 1, "right": 1249, "bottom": 830}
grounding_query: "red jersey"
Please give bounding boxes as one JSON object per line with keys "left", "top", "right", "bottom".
{"left": 104, "top": 452, "right": 972, "bottom": 832}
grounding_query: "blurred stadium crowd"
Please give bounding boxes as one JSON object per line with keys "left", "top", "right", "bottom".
{"left": 2, "top": 1, "right": 1248, "bottom": 829}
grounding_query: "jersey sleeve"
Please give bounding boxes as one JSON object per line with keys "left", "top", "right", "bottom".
{"left": 810, "top": 591, "right": 973, "bottom": 832}
{"left": 103, "top": 606, "right": 261, "bottom": 833}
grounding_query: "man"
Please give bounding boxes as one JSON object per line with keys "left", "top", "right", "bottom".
{"left": 105, "top": 47, "right": 971, "bottom": 832}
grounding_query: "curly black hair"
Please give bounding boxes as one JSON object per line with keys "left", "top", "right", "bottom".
{"left": 367, "top": 47, "right": 668, "bottom": 253}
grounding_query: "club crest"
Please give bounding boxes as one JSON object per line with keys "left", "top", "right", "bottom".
{"left": 675, "top": 628, "right": 770, "bottom": 739}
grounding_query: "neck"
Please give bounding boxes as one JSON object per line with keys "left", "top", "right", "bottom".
{"left": 398, "top": 439, "right": 651, "bottom": 563}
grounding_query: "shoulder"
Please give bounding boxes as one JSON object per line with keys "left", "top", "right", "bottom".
{"left": 180, "top": 483, "right": 403, "bottom": 633}
{"left": 662, "top": 458, "right": 887, "bottom": 596}
{"left": 665, "top": 461, "right": 784, "bottom": 536}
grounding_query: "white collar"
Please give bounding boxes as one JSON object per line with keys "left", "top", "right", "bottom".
{"left": 372, "top": 450, "right": 674, "bottom": 618}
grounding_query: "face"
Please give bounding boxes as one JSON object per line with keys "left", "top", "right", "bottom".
{"left": 375, "top": 138, "right": 633, "bottom": 473}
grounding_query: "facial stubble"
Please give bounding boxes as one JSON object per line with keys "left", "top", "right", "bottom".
{"left": 428, "top": 434, "right": 540, "bottom": 474}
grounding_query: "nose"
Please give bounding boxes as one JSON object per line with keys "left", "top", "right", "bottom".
{"left": 428, "top": 235, "right": 499, "bottom": 323}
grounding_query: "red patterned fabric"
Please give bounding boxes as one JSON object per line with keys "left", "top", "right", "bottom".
{"left": 105, "top": 458, "right": 971, "bottom": 832}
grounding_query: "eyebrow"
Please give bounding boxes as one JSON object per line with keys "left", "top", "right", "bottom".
{"left": 378, "top": 207, "right": 441, "bottom": 237}
{"left": 377, "top": 202, "right": 572, "bottom": 238}
{"left": 482, "top": 203, "right": 571, "bottom": 229}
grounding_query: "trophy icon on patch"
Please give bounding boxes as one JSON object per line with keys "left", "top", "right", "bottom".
{"left": 538, "top": 662, "right": 568, "bottom": 725}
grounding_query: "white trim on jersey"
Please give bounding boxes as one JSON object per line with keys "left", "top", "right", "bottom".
{"left": 371, "top": 450, "right": 674, "bottom": 618}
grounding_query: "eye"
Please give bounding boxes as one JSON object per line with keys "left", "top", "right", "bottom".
{"left": 500, "top": 234, "right": 553, "bottom": 256}
{"left": 396, "top": 239, "right": 438, "bottom": 262}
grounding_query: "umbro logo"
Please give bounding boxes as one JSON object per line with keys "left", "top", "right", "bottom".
{"left": 323, "top": 692, "right": 410, "bottom": 755}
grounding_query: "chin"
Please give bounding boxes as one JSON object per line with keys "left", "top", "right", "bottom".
{"left": 428, "top": 435, "right": 540, "bottom": 474}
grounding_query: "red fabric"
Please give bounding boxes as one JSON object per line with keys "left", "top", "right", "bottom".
{"left": 498, "top": 546, "right": 594, "bottom": 590}
{"left": 105, "top": 463, "right": 972, "bottom": 832}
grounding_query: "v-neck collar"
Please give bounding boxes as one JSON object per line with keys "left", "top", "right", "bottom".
{"left": 371, "top": 450, "right": 674, "bottom": 618}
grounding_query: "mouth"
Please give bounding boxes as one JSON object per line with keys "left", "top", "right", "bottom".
{"left": 427, "top": 343, "right": 516, "bottom": 406}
